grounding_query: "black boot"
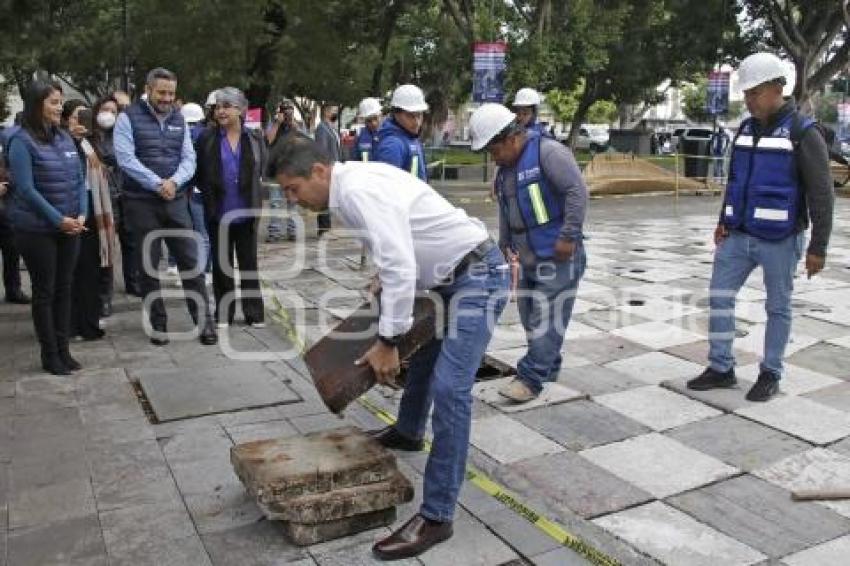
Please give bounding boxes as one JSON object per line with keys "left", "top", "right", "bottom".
{"left": 200, "top": 319, "right": 218, "bottom": 346}
{"left": 58, "top": 346, "right": 82, "bottom": 371}
{"left": 41, "top": 351, "right": 71, "bottom": 376}
{"left": 687, "top": 367, "right": 737, "bottom": 391}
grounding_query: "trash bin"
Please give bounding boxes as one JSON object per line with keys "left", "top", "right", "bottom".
{"left": 681, "top": 128, "right": 713, "bottom": 178}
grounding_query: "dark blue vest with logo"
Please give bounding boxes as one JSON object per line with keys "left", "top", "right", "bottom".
{"left": 354, "top": 126, "right": 377, "bottom": 162}
{"left": 123, "top": 101, "right": 186, "bottom": 196}
{"left": 8, "top": 128, "right": 82, "bottom": 233}
{"left": 375, "top": 118, "right": 428, "bottom": 181}
{"left": 497, "top": 133, "right": 565, "bottom": 259}
{"left": 723, "top": 111, "right": 813, "bottom": 240}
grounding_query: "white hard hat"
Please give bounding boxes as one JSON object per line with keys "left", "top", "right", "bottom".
{"left": 469, "top": 103, "right": 517, "bottom": 151}
{"left": 358, "top": 97, "right": 382, "bottom": 118}
{"left": 513, "top": 87, "right": 542, "bottom": 107}
{"left": 390, "top": 84, "right": 428, "bottom": 113}
{"left": 205, "top": 90, "right": 219, "bottom": 108}
{"left": 180, "top": 103, "right": 204, "bottom": 124}
{"left": 737, "top": 52, "right": 788, "bottom": 92}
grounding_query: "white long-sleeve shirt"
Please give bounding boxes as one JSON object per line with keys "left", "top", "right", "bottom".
{"left": 328, "top": 161, "right": 490, "bottom": 337}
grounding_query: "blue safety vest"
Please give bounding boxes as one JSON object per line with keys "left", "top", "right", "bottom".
{"left": 497, "top": 133, "right": 564, "bottom": 259}
{"left": 723, "top": 111, "right": 813, "bottom": 240}
{"left": 354, "top": 126, "right": 377, "bottom": 162}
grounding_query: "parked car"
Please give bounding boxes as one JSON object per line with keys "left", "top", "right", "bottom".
{"left": 560, "top": 125, "right": 609, "bottom": 151}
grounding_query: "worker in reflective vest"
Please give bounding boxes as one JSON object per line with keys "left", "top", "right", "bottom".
{"left": 688, "top": 52, "right": 834, "bottom": 402}
{"left": 352, "top": 97, "right": 382, "bottom": 162}
{"left": 470, "top": 103, "right": 588, "bottom": 404}
{"left": 374, "top": 84, "right": 428, "bottom": 181}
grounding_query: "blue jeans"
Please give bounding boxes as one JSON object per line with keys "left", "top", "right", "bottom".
{"left": 188, "top": 191, "right": 211, "bottom": 272}
{"left": 708, "top": 230, "right": 804, "bottom": 377}
{"left": 395, "top": 247, "right": 509, "bottom": 522}
{"left": 515, "top": 245, "right": 587, "bottom": 393}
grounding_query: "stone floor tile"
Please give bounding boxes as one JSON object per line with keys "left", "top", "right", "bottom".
{"left": 595, "top": 385, "right": 721, "bottom": 431}
{"left": 84, "top": 415, "right": 156, "bottom": 448}
{"left": 803, "top": 382, "right": 850, "bottom": 413}
{"left": 504, "top": 451, "right": 653, "bottom": 519}
{"left": 787, "top": 343, "right": 850, "bottom": 380}
{"left": 602, "top": 351, "right": 704, "bottom": 386}
{"left": 312, "top": 540, "right": 420, "bottom": 565}
{"left": 555, "top": 365, "right": 647, "bottom": 397}
{"left": 489, "top": 324, "right": 529, "bottom": 350}
{"left": 9, "top": 477, "right": 96, "bottom": 529}
{"left": 752, "top": 448, "right": 850, "bottom": 519}
{"left": 472, "top": 377, "right": 584, "bottom": 414}
{"left": 663, "top": 340, "right": 760, "bottom": 366}
{"left": 10, "top": 455, "right": 90, "bottom": 493}
{"left": 470, "top": 414, "right": 565, "bottom": 464}
{"left": 561, "top": 334, "right": 650, "bottom": 364}
{"left": 513, "top": 400, "right": 650, "bottom": 451}
{"left": 666, "top": 415, "right": 812, "bottom": 471}
{"left": 780, "top": 534, "right": 850, "bottom": 566}
{"left": 592, "top": 501, "right": 765, "bottom": 566}
{"left": 667, "top": 475, "right": 850, "bottom": 558}
{"left": 790, "top": 316, "right": 850, "bottom": 340}
{"left": 662, "top": 376, "right": 760, "bottom": 412}
{"left": 225, "top": 419, "right": 299, "bottom": 444}
{"left": 576, "top": 308, "right": 654, "bottom": 332}
{"left": 616, "top": 297, "right": 700, "bottom": 322}
{"left": 735, "top": 363, "right": 842, "bottom": 396}
{"left": 100, "top": 501, "right": 197, "bottom": 557}
{"left": 735, "top": 397, "right": 850, "bottom": 445}
{"left": 580, "top": 433, "right": 739, "bottom": 499}
{"left": 201, "top": 521, "right": 310, "bottom": 566}
{"left": 159, "top": 429, "right": 233, "bottom": 467}
{"left": 184, "top": 483, "right": 265, "bottom": 535}
{"left": 530, "top": 546, "right": 593, "bottom": 565}
{"left": 109, "top": 534, "right": 213, "bottom": 566}
{"left": 484, "top": 506, "right": 563, "bottom": 558}
{"left": 7, "top": 515, "right": 107, "bottom": 566}
{"left": 418, "top": 509, "right": 518, "bottom": 566}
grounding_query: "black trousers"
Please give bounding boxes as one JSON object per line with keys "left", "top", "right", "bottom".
{"left": 208, "top": 219, "right": 264, "bottom": 324}
{"left": 15, "top": 230, "right": 80, "bottom": 356}
{"left": 71, "top": 204, "right": 103, "bottom": 339}
{"left": 123, "top": 193, "right": 211, "bottom": 330}
{"left": 115, "top": 195, "right": 139, "bottom": 294}
{"left": 317, "top": 211, "right": 331, "bottom": 232}
{"left": 0, "top": 207, "right": 22, "bottom": 297}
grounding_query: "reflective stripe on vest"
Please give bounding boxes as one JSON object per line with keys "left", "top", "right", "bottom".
{"left": 361, "top": 151, "right": 369, "bottom": 162}
{"left": 528, "top": 183, "right": 549, "bottom": 224}
{"left": 410, "top": 154, "right": 419, "bottom": 176}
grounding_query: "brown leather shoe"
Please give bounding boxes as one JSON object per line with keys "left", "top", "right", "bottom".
{"left": 372, "top": 514, "right": 453, "bottom": 560}
{"left": 369, "top": 426, "right": 424, "bottom": 452}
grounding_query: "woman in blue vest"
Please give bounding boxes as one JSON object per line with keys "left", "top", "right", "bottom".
{"left": 6, "top": 80, "right": 87, "bottom": 375}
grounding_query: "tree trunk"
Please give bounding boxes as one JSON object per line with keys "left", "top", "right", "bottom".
{"left": 567, "top": 81, "right": 596, "bottom": 149}
{"left": 794, "top": 59, "right": 811, "bottom": 114}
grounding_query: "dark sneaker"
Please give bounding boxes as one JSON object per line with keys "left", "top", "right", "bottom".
{"left": 746, "top": 370, "right": 780, "bottom": 402}
{"left": 687, "top": 367, "right": 736, "bottom": 391}
{"left": 369, "top": 426, "right": 424, "bottom": 452}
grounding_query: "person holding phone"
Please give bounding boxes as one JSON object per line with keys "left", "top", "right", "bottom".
{"left": 5, "top": 80, "right": 87, "bottom": 375}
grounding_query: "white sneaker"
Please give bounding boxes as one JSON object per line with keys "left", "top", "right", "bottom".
{"left": 498, "top": 378, "right": 538, "bottom": 403}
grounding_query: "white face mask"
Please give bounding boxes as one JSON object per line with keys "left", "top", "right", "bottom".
{"left": 96, "top": 111, "right": 116, "bottom": 130}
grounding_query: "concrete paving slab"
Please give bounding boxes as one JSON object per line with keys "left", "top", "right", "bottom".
{"left": 7, "top": 514, "right": 108, "bottom": 566}
{"left": 603, "top": 351, "right": 704, "bottom": 385}
{"left": 9, "top": 477, "right": 97, "bottom": 529}
{"left": 138, "top": 362, "right": 301, "bottom": 422}
{"left": 662, "top": 377, "right": 759, "bottom": 412}
{"left": 108, "top": 534, "right": 212, "bottom": 566}
{"left": 418, "top": 509, "right": 518, "bottom": 566}
{"left": 733, "top": 324, "right": 820, "bottom": 357}
{"left": 752, "top": 448, "right": 850, "bottom": 519}
{"left": 531, "top": 546, "right": 594, "bottom": 565}
{"left": 592, "top": 501, "right": 765, "bottom": 566}
{"left": 790, "top": 316, "right": 850, "bottom": 340}
{"left": 663, "top": 340, "right": 760, "bottom": 366}
{"left": 561, "top": 334, "right": 650, "bottom": 364}
{"left": 736, "top": 397, "right": 850, "bottom": 445}
{"left": 595, "top": 385, "right": 722, "bottom": 431}
{"left": 555, "top": 364, "right": 648, "bottom": 397}
{"left": 100, "top": 501, "right": 197, "bottom": 557}
{"left": 803, "top": 381, "right": 850, "bottom": 413}
{"left": 780, "top": 534, "right": 850, "bottom": 566}
{"left": 201, "top": 521, "right": 309, "bottom": 566}
{"left": 668, "top": 475, "right": 850, "bottom": 558}
{"left": 184, "top": 482, "right": 266, "bottom": 535}
{"left": 611, "top": 321, "right": 705, "bottom": 350}
{"left": 616, "top": 297, "right": 700, "bottom": 322}
{"left": 580, "top": 433, "right": 739, "bottom": 499}
{"left": 505, "top": 451, "right": 653, "bottom": 519}
{"left": 225, "top": 419, "right": 299, "bottom": 444}
{"left": 787, "top": 343, "right": 850, "bottom": 379}
{"left": 514, "top": 399, "right": 650, "bottom": 451}
{"left": 470, "top": 414, "right": 565, "bottom": 464}
{"left": 735, "top": 363, "right": 842, "bottom": 396}
{"left": 472, "top": 377, "right": 584, "bottom": 414}
{"left": 666, "top": 415, "right": 812, "bottom": 471}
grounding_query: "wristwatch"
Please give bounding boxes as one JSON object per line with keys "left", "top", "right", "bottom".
{"left": 377, "top": 334, "right": 400, "bottom": 348}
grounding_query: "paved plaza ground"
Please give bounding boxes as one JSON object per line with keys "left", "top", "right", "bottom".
{"left": 2, "top": 187, "right": 850, "bottom": 565}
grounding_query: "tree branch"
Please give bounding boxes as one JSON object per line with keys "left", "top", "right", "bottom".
{"left": 765, "top": 0, "right": 803, "bottom": 60}
{"left": 808, "top": 41, "right": 850, "bottom": 93}
{"left": 443, "top": 0, "right": 473, "bottom": 44}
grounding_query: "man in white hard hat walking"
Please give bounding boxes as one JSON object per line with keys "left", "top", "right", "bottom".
{"left": 374, "top": 84, "right": 429, "bottom": 181}
{"left": 513, "top": 87, "right": 552, "bottom": 138}
{"left": 687, "top": 52, "right": 834, "bottom": 402}
{"left": 270, "top": 138, "right": 509, "bottom": 560}
{"left": 469, "top": 103, "right": 588, "bottom": 403}
{"left": 352, "top": 97, "right": 382, "bottom": 162}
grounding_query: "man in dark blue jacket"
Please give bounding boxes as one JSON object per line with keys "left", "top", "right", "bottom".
{"left": 114, "top": 67, "right": 217, "bottom": 346}
{"left": 374, "top": 84, "right": 429, "bottom": 181}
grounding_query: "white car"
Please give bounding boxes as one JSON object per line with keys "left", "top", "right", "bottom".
{"left": 573, "top": 125, "right": 609, "bottom": 151}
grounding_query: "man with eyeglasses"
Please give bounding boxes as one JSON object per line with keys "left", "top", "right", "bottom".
{"left": 374, "top": 84, "right": 429, "bottom": 181}
{"left": 469, "top": 103, "right": 588, "bottom": 404}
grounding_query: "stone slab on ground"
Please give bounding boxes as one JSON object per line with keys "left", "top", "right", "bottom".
{"left": 470, "top": 414, "right": 565, "bottom": 464}
{"left": 417, "top": 509, "right": 519, "bottom": 566}
{"left": 580, "top": 433, "right": 739, "bottom": 499}
{"left": 472, "top": 377, "right": 584, "bottom": 413}
{"left": 667, "top": 475, "right": 850, "bottom": 558}
{"left": 787, "top": 343, "right": 850, "bottom": 379}
{"left": 602, "top": 351, "right": 704, "bottom": 385}
{"left": 780, "top": 535, "right": 850, "bottom": 566}
{"left": 735, "top": 396, "right": 850, "bottom": 446}
{"left": 137, "top": 362, "right": 301, "bottom": 422}
{"left": 594, "top": 385, "right": 721, "bottom": 431}
{"left": 735, "top": 363, "right": 842, "bottom": 396}
{"left": 284, "top": 506, "right": 396, "bottom": 546}
{"left": 662, "top": 377, "right": 759, "bottom": 412}
{"left": 231, "top": 426, "right": 397, "bottom": 502}
{"left": 592, "top": 501, "right": 765, "bottom": 566}
{"left": 555, "top": 364, "right": 648, "bottom": 396}
{"left": 803, "top": 381, "right": 850, "bottom": 413}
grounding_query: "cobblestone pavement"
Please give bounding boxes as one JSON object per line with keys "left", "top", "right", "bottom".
{"left": 2, "top": 189, "right": 850, "bottom": 565}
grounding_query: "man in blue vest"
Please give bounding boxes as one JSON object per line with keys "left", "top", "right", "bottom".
{"left": 687, "top": 52, "right": 834, "bottom": 402}
{"left": 114, "top": 67, "right": 217, "bottom": 346}
{"left": 352, "top": 97, "right": 382, "bottom": 162}
{"left": 470, "top": 103, "right": 588, "bottom": 403}
{"left": 374, "top": 84, "right": 429, "bottom": 181}
{"left": 513, "top": 87, "right": 551, "bottom": 138}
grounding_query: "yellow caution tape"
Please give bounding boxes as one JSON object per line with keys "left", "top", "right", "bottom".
{"left": 357, "top": 396, "right": 622, "bottom": 566}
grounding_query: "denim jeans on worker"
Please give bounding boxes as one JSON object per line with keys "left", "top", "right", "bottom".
{"left": 515, "top": 244, "right": 587, "bottom": 394}
{"left": 394, "top": 247, "right": 509, "bottom": 522}
{"left": 708, "top": 230, "right": 804, "bottom": 377}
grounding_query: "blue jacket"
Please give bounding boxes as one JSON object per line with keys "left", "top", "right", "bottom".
{"left": 374, "top": 117, "right": 428, "bottom": 181}
{"left": 526, "top": 118, "right": 552, "bottom": 139}
{"left": 6, "top": 128, "right": 86, "bottom": 233}
{"left": 723, "top": 109, "right": 813, "bottom": 240}
{"left": 351, "top": 125, "right": 378, "bottom": 162}
{"left": 122, "top": 101, "right": 187, "bottom": 196}
{"left": 497, "top": 132, "right": 565, "bottom": 258}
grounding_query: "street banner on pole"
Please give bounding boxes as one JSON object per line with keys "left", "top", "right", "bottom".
{"left": 706, "top": 71, "right": 730, "bottom": 115}
{"left": 473, "top": 42, "right": 507, "bottom": 103}
{"left": 245, "top": 108, "right": 263, "bottom": 130}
